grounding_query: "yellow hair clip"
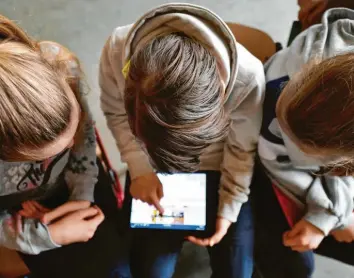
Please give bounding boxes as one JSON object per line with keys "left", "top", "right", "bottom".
{"left": 122, "top": 60, "right": 131, "bottom": 79}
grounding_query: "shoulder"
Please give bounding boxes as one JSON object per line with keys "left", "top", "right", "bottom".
{"left": 99, "top": 24, "right": 133, "bottom": 88}
{"left": 103, "top": 24, "right": 133, "bottom": 68}
{"left": 235, "top": 42, "right": 265, "bottom": 87}
{"left": 110, "top": 24, "right": 133, "bottom": 48}
{"left": 225, "top": 43, "right": 265, "bottom": 109}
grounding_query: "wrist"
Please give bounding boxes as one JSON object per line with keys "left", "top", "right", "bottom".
{"left": 217, "top": 216, "right": 232, "bottom": 223}
{"left": 304, "top": 211, "right": 339, "bottom": 236}
{"left": 127, "top": 157, "right": 154, "bottom": 180}
{"left": 48, "top": 224, "right": 63, "bottom": 245}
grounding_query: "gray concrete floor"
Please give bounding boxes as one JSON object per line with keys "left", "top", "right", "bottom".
{"left": 1, "top": 0, "right": 354, "bottom": 277}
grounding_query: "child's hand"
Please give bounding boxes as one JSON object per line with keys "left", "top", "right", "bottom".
{"left": 47, "top": 205, "right": 104, "bottom": 246}
{"left": 187, "top": 217, "right": 231, "bottom": 247}
{"left": 8, "top": 212, "right": 24, "bottom": 234}
{"left": 41, "top": 200, "right": 91, "bottom": 224}
{"left": 130, "top": 172, "right": 164, "bottom": 214}
{"left": 19, "top": 201, "right": 50, "bottom": 219}
{"left": 331, "top": 213, "right": 354, "bottom": 243}
{"left": 283, "top": 219, "right": 325, "bottom": 252}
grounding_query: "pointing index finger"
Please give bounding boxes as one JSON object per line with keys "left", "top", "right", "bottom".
{"left": 150, "top": 194, "right": 164, "bottom": 215}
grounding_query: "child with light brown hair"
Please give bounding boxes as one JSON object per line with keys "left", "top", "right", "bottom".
{"left": 254, "top": 7, "right": 354, "bottom": 278}
{"left": 0, "top": 15, "right": 124, "bottom": 278}
{"left": 100, "top": 3, "right": 265, "bottom": 278}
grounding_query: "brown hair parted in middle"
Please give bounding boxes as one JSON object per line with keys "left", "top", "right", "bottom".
{"left": 124, "top": 33, "right": 229, "bottom": 173}
{"left": 276, "top": 53, "right": 354, "bottom": 176}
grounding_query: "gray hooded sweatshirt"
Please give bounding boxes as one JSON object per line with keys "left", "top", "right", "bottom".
{"left": 259, "top": 8, "right": 354, "bottom": 235}
{"left": 99, "top": 3, "right": 265, "bottom": 222}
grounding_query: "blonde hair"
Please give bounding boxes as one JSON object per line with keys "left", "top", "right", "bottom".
{"left": 0, "top": 15, "right": 85, "bottom": 161}
{"left": 277, "top": 53, "right": 354, "bottom": 176}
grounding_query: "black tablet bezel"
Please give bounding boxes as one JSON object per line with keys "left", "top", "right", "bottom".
{"left": 123, "top": 171, "right": 219, "bottom": 238}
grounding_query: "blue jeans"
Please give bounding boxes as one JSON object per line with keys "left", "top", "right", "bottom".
{"left": 114, "top": 172, "right": 254, "bottom": 278}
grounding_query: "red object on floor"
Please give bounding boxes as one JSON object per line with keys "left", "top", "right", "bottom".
{"left": 272, "top": 184, "right": 304, "bottom": 227}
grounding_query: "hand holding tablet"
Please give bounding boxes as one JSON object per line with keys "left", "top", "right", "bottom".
{"left": 130, "top": 173, "right": 208, "bottom": 233}
{"left": 187, "top": 217, "right": 232, "bottom": 247}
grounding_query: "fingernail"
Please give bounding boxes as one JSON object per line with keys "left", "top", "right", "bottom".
{"left": 209, "top": 240, "right": 214, "bottom": 247}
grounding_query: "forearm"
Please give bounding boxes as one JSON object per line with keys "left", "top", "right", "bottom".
{"left": 218, "top": 149, "right": 255, "bottom": 222}
{"left": 65, "top": 115, "right": 98, "bottom": 202}
{"left": 305, "top": 176, "right": 354, "bottom": 235}
{"left": 218, "top": 71, "right": 264, "bottom": 222}
{"left": 102, "top": 113, "right": 154, "bottom": 179}
{"left": 0, "top": 212, "right": 59, "bottom": 254}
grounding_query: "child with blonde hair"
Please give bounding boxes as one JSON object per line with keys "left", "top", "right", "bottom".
{"left": 0, "top": 15, "right": 124, "bottom": 278}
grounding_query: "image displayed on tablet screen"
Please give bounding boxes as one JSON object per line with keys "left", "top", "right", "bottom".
{"left": 130, "top": 173, "right": 207, "bottom": 231}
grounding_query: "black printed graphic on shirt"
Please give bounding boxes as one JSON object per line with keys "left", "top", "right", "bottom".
{"left": 0, "top": 149, "right": 70, "bottom": 196}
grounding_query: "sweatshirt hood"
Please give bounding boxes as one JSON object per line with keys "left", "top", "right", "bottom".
{"left": 270, "top": 8, "right": 354, "bottom": 168}
{"left": 286, "top": 8, "right": 354, "bottom": 76}
{"left": 122, "top": 3, "right": 238, "bottom": 100}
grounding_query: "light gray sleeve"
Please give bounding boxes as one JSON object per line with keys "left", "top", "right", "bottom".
{"left": 64, "top": 88, "right": 98, "bottom": 202}
{"left": 64, "top": 110, "right": 98, "bottom": 202}
{"left": 260, "top": 155, "right": 354, "bottom": 235}
{"left": 218, "top": 75, "right": 265, "bottom": 222}
{"left": 304, "top": 175, "right": 354, "bottom": 235}
{"left": 0, "top": 211, "right": 60, "bottom": 254}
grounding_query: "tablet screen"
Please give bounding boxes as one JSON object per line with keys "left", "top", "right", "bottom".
{"left": 130, "top": 173, "right": 207, "bottom": 231}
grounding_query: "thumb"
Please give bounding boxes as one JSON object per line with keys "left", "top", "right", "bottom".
{"left": 76, "top": 207, "right": 100, "bottom": 220}
{"left": 209, "top": 218, "right": 231, "bottom": 247}
{"left": 86, "top": 206, "right": 105, "bottom": 228}
{"left": 42, "top": 201, "right": 90, "bottom": 224}
{"left": 288, "top": 221, "right": 304, "bottom": 238}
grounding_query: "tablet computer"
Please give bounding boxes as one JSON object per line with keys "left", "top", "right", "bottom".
{"left": 131, "top": 173, "right": 206, "bottom": 231}
{"left": 125, "top": 171, "right": 218, "bottom": 237}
